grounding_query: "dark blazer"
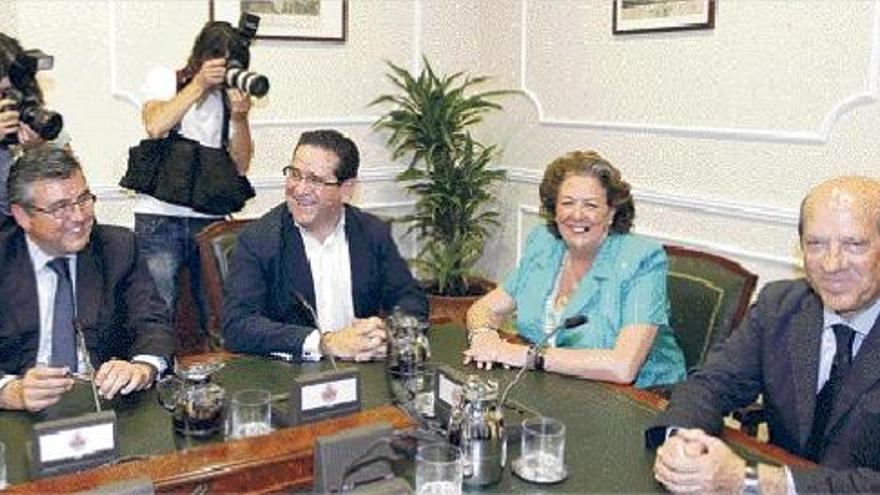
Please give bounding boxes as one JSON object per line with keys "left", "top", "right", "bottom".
{"left": 647, "top": 279, "right": 880, "bottom": 492}
{"left": 222, "top": 204, "right": 428, "bottom": 356}
{"left": 0, "top": 223, "right": 175, "bottom": 377}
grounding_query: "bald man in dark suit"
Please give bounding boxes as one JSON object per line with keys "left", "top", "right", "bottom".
{"left": 649, "top": 176, "right": 880, "bottom": 494}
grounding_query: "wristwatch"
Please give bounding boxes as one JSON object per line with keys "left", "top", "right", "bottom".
{"left": 742, "top": 462, "right": 761, "bottom": 495}
{"left": 533, "top": 347, "right": 546, "bottom": 371}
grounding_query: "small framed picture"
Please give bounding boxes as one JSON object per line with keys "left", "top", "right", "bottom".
{"left": 612, "top": 0, "right": 715, "bottom": 35}
{"left": 210, "top": 0, "right": 348, "bottom": 42}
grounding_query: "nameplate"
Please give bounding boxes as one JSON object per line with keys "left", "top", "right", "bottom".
{"left": 288, "top": 368, "right": 361, "bottom": 425}
{"left": 434, "top": 365, "right": 465, "bottom": 426}
{"left": 30, "top": 411, "right": 119, "bottom": 478}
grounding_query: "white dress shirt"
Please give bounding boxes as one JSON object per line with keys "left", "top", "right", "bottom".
{"left": 817, "top": 296, "right": 880, "bottom": 392}
{"left": 297, "top": 214, "right": 355, "bottom": 360}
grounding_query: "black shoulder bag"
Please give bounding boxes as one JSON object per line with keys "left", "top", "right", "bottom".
{"left": 120, "top": 83, "right": 255, "bottom": 215}
{"left": 190, "top": 95, "right": 255, "bottom": 215}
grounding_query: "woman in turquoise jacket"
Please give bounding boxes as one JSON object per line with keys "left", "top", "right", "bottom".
{"left": 463, "top": 151, "right": 685, "bottom": 388}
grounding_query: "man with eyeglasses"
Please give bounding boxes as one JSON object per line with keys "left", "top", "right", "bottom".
{"left": 223, "top": 129, "right": 428, "bottom": 361}
{"left": 0, "top": 144, "right": 174, "bottom": 411}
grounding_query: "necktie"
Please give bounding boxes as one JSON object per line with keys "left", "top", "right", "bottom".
{"left": 47, "top": 257, "right": 77, "bottom": 372}
{"left": 804, "top": 323, "right": 855, "bottom": 461}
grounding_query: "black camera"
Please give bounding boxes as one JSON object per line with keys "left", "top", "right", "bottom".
{"left": 225, "top": 13, "right": 270, "bottom": 98}
{"left": 1, "top": 48, "right": 63, "bottom": 146}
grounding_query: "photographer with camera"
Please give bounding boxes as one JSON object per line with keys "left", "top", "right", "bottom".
{"left": 0, "top": 32, "right": 64, "bottom": 226}
{"left": 135, "top": 20, "right": 257, "bottom": 338}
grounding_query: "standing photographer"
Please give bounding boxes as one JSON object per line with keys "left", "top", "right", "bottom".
{"left": 135, "top": 21, "right": 253, "bottom": 337}
{"left": 0, "top": 33, "right": 45, "bottom": 224}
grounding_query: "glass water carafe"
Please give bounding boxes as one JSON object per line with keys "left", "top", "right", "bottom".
{"left": 385, "top": 308, "right": 433, "bottom": 416}
{"left": 157, "top": 360, "right": 226, "bottom": 437}
{"left": 447, "top": 375, "right": 506, "bottom": 487}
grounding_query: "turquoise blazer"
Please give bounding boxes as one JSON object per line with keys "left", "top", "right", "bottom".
{"left": 503, "top": 226, "right": 686, "bottom": 388}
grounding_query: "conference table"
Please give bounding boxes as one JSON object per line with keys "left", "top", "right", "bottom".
{"left": 1, "top": 325, "right": 811, "bottom": 493}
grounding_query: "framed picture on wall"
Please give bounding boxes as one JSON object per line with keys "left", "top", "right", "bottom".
{"left": 210, "top": 0, "right": 347, "bottom": 41}
{"left": 612, "top": 0, "right": 715, "bottom": 35}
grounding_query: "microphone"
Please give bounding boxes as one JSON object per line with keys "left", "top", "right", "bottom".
{"left": 295, "top": 291, "right": 339, "bottom": 372}
{"left": 271, "top": 291, "right": 338, "bottom": 371}
{"left": 73, "top": 319, "right": 102, "bottom": 412}
{"left": 497, "top": 314, "right": 587, "bottom": 411}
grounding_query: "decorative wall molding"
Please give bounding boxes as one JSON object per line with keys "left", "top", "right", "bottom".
{"left": 518, "top": 0, "right": 880, "bottom": 144}
{"left": 507, "top": 167, "right": 799, "bottom": 226}
{"left": 107, "top": 0, "right": 425, "bottom": 127}
{"left": 95, "top": 165, "right": 800, "bottom": 231}
{"left": 515, "top": 204, "right": 800, "bottom": 271}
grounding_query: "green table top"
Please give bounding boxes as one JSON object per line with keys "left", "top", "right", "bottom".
{"left": 0, "top": 325, "right": 783, "bottom": 492}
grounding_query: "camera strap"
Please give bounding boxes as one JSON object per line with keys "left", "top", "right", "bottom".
{"left": 221, "top": 91, "right": 230, "bottom": 150}
{"left": 176, "top": 68, "right": 228, "bottom": 148}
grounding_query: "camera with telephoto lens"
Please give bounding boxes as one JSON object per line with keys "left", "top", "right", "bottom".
{"left": 1, "top": 48, "right": 63, "bottom": 146}
{"left": 225, "top": 12, "right": 270, "bottom": 98}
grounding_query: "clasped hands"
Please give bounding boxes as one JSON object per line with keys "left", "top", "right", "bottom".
{"left": 653, "top": 428, "right": 747, "bottom": 494}
{"left": 322, "top": 316, "right": 388, "bottom": 362}
{"left": 462, "top": 329, "right": 529, "bottom": 370}
{"left": 11, "top": 360, "right": 156, "bottom": 412}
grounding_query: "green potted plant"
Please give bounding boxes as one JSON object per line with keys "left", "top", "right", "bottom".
{"left": 370, "top": 58, "right": 512, "bottom": 322}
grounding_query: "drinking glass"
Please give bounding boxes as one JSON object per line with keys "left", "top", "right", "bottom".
{"left": 0, "top": 440, "right": 7, "bottom": 489}
{"left": 228, "top": 389, "right": 272, "bottom": 439}
{"left": 415, "top": 443, "right": 463, "bottom": 495}
{"left": 517, "top": 416, "right": 566, "bottom": 482}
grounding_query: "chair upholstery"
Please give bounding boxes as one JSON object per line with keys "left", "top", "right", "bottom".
{"left": 664, "top": 245, "right": 758, "bottom": 373}
{"left": 664, "top": 245, "right": 763, "bottom": 436}
{"left": 196, "top": 218, "right": 253, "bottom": 350}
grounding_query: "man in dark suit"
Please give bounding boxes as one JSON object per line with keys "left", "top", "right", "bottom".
{"left": 223, "top": 129, "right": 427, "bottom": 361}
{"left": 649, "top": 176, "right": 880, "bottom": 493}
{"left": 0, "top": 145, "right": 174, "bottom": 412}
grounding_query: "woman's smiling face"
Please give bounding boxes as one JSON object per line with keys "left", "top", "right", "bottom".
{"left": 555, "top": 174, "right": 614, "bottom": 255}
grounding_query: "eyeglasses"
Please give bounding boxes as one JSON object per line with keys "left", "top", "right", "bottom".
{"left": 282, "top": 166, "right": 340, "bottom": 188}
{"left": 28, "top": 191, "right": 97, "bottom": 220}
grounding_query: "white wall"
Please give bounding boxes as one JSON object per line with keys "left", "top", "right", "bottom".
{"left": 4, "top": 0, "right": 879, "bottom": 290}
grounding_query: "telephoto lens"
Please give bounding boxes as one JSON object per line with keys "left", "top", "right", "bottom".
{"left": 20, "top": 100, "right": 63, "bottom": 140}
{"left": 225, "top": 62, "right": 270, "bottom": 98}
{"left": 0, "top": 88, "right": 63, "bottom": 144}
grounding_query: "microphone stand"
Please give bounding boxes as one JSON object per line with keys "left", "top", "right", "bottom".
{"left": 270, "top": 292, "right": 338, "bottom": 371}
{"left": 73, "top": 320, "right": 102, "bottom": 412}
{"left": 497, "top": 315, "right": 587, "bottom": 411}
{"left": 292, "top": 292, "right": 339, "bottom": 372}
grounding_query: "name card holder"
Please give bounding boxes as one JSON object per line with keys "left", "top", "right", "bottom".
{"left": 28, "top": 410, "right": 119, "bottom": 478}
{"left": 287, "top": 368, "right": 361, "bottom": 425}
{"left": 434, "top": 365, "right": 466, "bottom": 427}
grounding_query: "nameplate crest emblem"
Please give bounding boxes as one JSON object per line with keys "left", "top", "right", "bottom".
{"left": 288, "top": 368, "right": 361, "bottom": 425}
{"left": 29, "top": 410, "right": 119, "bottom": 478}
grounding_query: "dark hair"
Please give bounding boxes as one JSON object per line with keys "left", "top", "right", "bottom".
{"left": 0, "top": 33, "right": 23, "bottom": 81}
{"left": 181, "top": 21, "right": 246, "bottom": 82}
{"left": 0, "top": 33, "right": 43, "bottom": 101}
{"left": 539, "top": 150, "right": 635, "bottom": 237}
{"left": 8, "top": 144, "right": 82, "bottom": 207}
{"left": 294, "top": 130, "right": 360, "bottom": 181}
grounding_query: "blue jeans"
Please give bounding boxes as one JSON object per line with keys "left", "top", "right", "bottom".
{"left": 134, "top": 213, "right": 218, "bottom": 333}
